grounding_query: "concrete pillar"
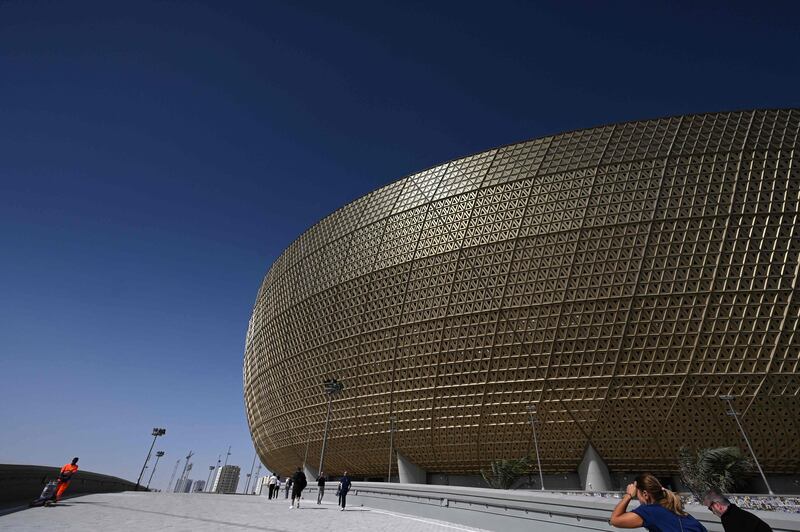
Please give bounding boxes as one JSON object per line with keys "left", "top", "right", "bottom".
{"left": 397, "top": 451, "right": 426, "bottom": 484}
{"left": 303, "top": 464, "right": 318, "bottom": 482}
{"left": 578, "top": 443, "right": 611, "bottom": 491}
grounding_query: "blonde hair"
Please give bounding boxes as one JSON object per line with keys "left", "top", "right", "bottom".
{"left": 635, "top": 473, "right": 685, "bottom": 515}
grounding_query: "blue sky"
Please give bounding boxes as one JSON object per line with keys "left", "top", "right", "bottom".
{"left": 1, "top": 1, "right": 798, "bottom": 489}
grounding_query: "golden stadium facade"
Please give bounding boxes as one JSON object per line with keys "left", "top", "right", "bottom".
{"left": 244, "top": 109, "right": 800, "bottom": 485}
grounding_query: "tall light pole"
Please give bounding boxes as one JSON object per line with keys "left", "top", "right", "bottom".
{"left": 136, "top": 427, "right": 166, "bottom": 490}
{"left": 244, "top": 453, "right": 257, "bottom": 494}
{"left": 720, "top": 395, "right": 773, "bottom": 495}
{"left": 318, "top": 378, "right": 344, "bottom": 476}
{"left": 526, "top": 405, "right": 544, "bottom": 490}
{"left": 167, "top": 459, "right": 180, "bottom": 493}
{"left": 387, "top": 415, "right": 397, "bottom": 482}
{"left": 223, "top": 446, "right": 232, "bottom": 467}
{"left": 146, "top": 451, "right": 165, "bottom": 490}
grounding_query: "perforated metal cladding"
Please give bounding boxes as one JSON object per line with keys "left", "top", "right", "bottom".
{"left": 244, "top": 110, "right": 800, "bottom": 478}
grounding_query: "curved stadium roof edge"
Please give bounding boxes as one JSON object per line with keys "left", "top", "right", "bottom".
{"left": 267, "top": 107, "right": 794, "bottom": 271}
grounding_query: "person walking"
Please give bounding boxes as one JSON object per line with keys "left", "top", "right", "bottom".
{"left": 338, "top": 471, "right": 351, "bottom": 511}
{"left": 284, "top": 476, "right": 293, "bottom": 499}
{"left": 316, "top": 472, "right": 327, "bottom": 504}
{"left": 704, "top": 489, "right": 773, "bottom": 532}
{"left": 610, "top": 473, "right": 706, "bottom": 532}
{"left": 266, "top": 473, "right": 277, "bottom": 499}
{"left": 290, "top": 467, "right": 307, "bottom": 509}
{"left": 55, "top": 457, "right": 79, "bottom": 502}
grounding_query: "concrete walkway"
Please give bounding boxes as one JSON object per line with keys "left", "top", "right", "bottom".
{"left": 0, "top": 492, "right": 490, "bottom": 531}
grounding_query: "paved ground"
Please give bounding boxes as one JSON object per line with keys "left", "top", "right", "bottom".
{"left": 0, "top": 492, "right": 490, "bottom": 531}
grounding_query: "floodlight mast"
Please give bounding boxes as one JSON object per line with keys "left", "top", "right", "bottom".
{"left": 136, "top": 427, "right": 166, "bottom": 491}
{"left": 318, "top": 379, "right": 344, "bottom": 476}
{"left": 719, "top": 395, "right": 773, "bottom": 495}
{"left": 387, "top": 415, "right": 397, "bottom": 482}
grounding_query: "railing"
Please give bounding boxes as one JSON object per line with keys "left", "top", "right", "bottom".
{"left": 310, "top": 483, "right": 800, "bottom": 532}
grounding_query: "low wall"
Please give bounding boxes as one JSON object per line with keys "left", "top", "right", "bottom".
{"left": 0, "top": 464, "right": 139, "bottom": 505}
{"left": 305, "top": 483, "right": 800, "bottom": 532}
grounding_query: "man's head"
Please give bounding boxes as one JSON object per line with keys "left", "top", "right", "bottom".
{"left": 296, "top": 467, "right": 301, "bottom": 472}
{"left": 703, "top": 489, "right": 731, "bottom": 517}
{"left": 71, "top": 457, "right": 79, "bottom": 465}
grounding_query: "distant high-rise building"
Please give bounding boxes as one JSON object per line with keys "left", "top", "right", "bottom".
{"left": 255, "top": 476, "right": 269, "bottom": 495}
{"left": 174, "top": 478, "right": 192, "bottom": 493}
{"left": 192, "top": 480, "right": 206, "bottom": 492}
{"left": 212, "top": 465, "right": 240, "bottom": 494}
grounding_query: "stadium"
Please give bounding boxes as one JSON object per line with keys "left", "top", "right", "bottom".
{"left": 244, "top": 109, "right": 799, "bottom": 490}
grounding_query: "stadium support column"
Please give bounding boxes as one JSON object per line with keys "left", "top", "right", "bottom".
{"left": 303, "top": 463, "right": 318, "bottom": 481}
{"left": 397, "top": 451, "right": 426, "bottom": 484}
{"left": 578, "top": 443, "right": 611, "bottom": 491}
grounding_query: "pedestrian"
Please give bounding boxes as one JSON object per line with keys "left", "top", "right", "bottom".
{"left": 610, "top": 473, "right": 706, "bottom": 532}
{"left": 267, "top": 473, "right": 277, "bottom": 499}
{"left": 55, "top": 457, "right": 79, "bottom": 502}
{"left": 316, "top": 472, "right": 327, "bottom": 504}
{"left": 284, "top": 476, "right": 293, "bottom": 499}
{"left": 274, "top": 476, "right": 281, "bottom": 499}
{"left": 704, "top": 489, "right": 772, "bottom": 532}
{"left": 290, "top": 467, "right": 307, "bottom": 509}
{"left": 338, "top": 471, "right": 351, "bottom": 511}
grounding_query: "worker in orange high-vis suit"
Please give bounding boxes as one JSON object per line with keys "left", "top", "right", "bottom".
{"left": 55, "top": 457, "right": 79, "bottom": 501}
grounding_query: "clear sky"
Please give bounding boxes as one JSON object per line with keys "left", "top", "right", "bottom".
{"left": 1, "top": 1, "right": 798, "bottom": 490}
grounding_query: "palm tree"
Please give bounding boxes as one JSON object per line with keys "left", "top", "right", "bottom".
{"left": 678, "top": 446, "right": 752, "bottom": 498}
{"left": 481, "top": 456, "right": 531, "bottom": 490}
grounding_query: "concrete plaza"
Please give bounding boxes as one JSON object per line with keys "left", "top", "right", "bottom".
{"left": 0, "top": 491, "right": 489, "bottom": 531}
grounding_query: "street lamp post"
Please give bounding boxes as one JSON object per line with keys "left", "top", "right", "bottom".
{"left": 318, "top": 378, "right": 344, "bottom": 476}
{"left": 244, "top": 453, "right": 257, "bottom": 495}
{"left": 526, "top": 405, "right": 544, "bottom": 490}
{"left": 136, "top": 427, "right": 166, "bottom": 490}
{"left": 146, "top": 451, "right": 165, "bottom": 490}
{"left": 720, "top": 395, "right": 773, "bottom": 495}
{"left": 387, "top": 415, "right": 397, "bottom": 482}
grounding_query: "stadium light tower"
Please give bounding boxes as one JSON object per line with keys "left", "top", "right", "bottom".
{"left": 318, "top": 378, "right": 344, "bottom": 476}
{"left": 387, "top": 415, "right": 397, "bottom": 482}
{"left": 146, "top": 451, "right": 165, "bottom": 490}
{"left": 526, "top": 405, "right": 544, "bottom": 490}
{"left": 136, "top": 427, "right": 166, "bottom": 490}
{"left": 719, "top": 395, "right": 773, "bottom": 494}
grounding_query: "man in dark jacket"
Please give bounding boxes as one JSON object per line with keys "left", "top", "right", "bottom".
{"left": 316, "top": 472, "right": 326, "bottom": 504}
{"left": 290, "top": 467, "right": 307, "bottom": 509}
{"left": 338, "top": 471, "right": 351, "bottom": 511}
{"left": 704, "top": 490, "right": 772, "bottom": 532}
